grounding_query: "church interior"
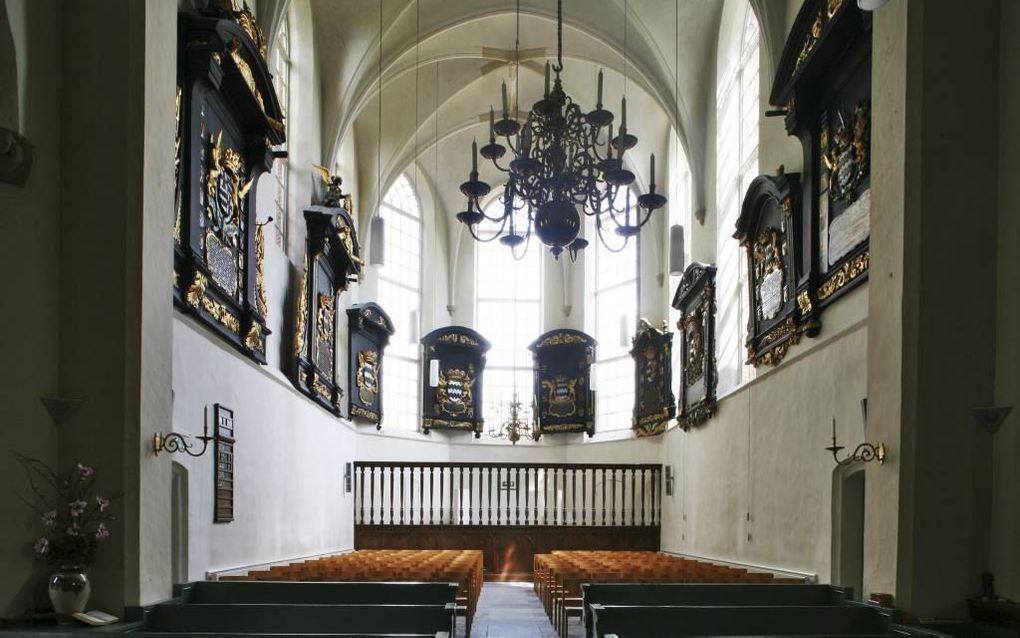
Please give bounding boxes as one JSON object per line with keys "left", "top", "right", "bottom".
{"left": 1, "top": 0, "right": 1018, "bottom": 635}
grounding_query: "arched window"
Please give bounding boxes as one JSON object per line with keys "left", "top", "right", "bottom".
{"left": 590, "top": 190, "right": 639, "bottom": 433}
{"left": 715, "top": 3, "right": 759, "bottom": 394}
{"left": 377, "top": 174, "right": 422, "bottom": 429}
{"left": 475, "top": 196, "right": 542, "bottom": 428}
{"left": 668, "top": 138, "right": 692, "bottom": 384}
{"left": 270, "top": 12, "right": 290, "bottom": 244}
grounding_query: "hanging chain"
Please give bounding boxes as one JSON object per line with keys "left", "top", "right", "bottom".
{"left": 554, "top": 0, "right": 564, "bottom": 72}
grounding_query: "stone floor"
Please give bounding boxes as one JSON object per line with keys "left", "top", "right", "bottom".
{"left": 462, "top": 581, "right": 584, "bottom": 638}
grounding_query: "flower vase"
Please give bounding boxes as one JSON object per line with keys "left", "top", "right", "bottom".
{"left": 48, "top": 566, "right": 90, "bottom": 622}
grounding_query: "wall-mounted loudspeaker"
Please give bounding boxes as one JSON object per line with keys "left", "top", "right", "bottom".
{"left": 369, "top": 216, "right": 385, "bottom": 266}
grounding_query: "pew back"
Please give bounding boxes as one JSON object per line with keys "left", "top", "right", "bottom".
{"left": 181, "top": 580, "right": 458, "bottom": 606}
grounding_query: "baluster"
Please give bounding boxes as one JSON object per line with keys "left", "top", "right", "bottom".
{"left": 532, "top": 468, "right": 538, "bottom": 524}
{"left": 611, "top": 468, "right": 617, "bottom": 526}
{"left": 544, "top": 468, "right": 550, "bottom": 525}
{"left": 489, "top": 465, "right": 497, "bottom": 526}
{"left": 408, "top": 466, "right": 414, "bottom": 525}
{"left": 458, "top": 467, "right": 464, "bottom": 525}
{"left": 400, "top": 466, "right": 406, "bottom": 524}
{"left": 370, "top": 466, "right": 377, "bottom": 525}
{"left": 505, "top": 467, "right": 512, "bottom": 524}
{"left": 497, "top": 467, "right": 503, "bottom": 525}
{"left": 524, "top": 467, "right": 530, "bottom": 525}
{"left": 640, "top": 468, "right": 646, "bottom": 526}
{"left": 571, "top": 469, "right": 576, "bottom": 525}
{"left": 581, "top": 468, "right": 587, "bottom": 526}
{"left": 387, "top": 466, "right": 393, "bottom": 524}
{"left": 595, "top": 465, "right": 603, "bottom": 526}
{"left": 655, "top": 467, "right": 661, "bottom": 525}
{"left": 515, "top": 467, "right": 521, "bottom": 525}
{"left": 356, "top": 465, "right": 363, "bottom": 524}
{"left": 469, "top": 466, "right": 475, "bottom": 525}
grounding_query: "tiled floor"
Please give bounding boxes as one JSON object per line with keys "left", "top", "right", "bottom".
{"left": 463, "top": 581, "right": 584, "bottom": 638}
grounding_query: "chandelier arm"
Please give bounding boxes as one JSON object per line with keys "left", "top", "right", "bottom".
{"left": 593, "top": 217, "right": 631, "bottom": 253}
{"left": 467, "top": 215, "right": 512, "bottom": 242}
{"left": 553, "top": 0, "right": 564, "bottom": 72}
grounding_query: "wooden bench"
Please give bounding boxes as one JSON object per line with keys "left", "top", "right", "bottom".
{"left": 179, "top": 580, "right": 458, "bottom": 606}
{"left": 581, "top": 583, "right": 851, "bottom": 638}
{"left": 143, "top": 602, "right": 456, "bottom": 635}
{"left": 588, "top": 604, "right": 896, "bottom": 638}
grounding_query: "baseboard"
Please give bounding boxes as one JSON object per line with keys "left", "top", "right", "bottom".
{"left": 660, "top": 550, "right": 818, "bottom": 583}
{"left": 205, "top": 546, "right": 355, "bottom": 580}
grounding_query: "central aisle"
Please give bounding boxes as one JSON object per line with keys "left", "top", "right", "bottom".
{"left": 467, "top": 581, "right": 580, "bottom": 638}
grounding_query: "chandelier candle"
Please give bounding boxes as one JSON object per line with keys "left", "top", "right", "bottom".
{"left": 456, "top": 0, "right": 665, "bottom": 260}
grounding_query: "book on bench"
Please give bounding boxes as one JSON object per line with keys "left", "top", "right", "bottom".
{"left": 72, "top": 610, "right": 119, "bottom": 626}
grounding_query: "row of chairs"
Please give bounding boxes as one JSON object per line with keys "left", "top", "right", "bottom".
{"left": 533, "top": 551, "right": 802, "bottom": 638}
{"left": 225, "top": 549, "right": 484, "bottom": 636}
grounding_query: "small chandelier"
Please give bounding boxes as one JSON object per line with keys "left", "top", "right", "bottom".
{"left": 488, "top": 392, "right": 534, "bottom": 444}
{"left": 457, "top": 0, "right": 666, "bottom": 260}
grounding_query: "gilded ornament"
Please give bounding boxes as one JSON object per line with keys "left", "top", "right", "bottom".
{"left": 294, "top": 257, "right": 308, "bottom": 355}
{"left": 186, "top": 272, "right": 208, "bottom": 309}
{"left": 350, "top": 404, "right": 379, "bottom": 421}
{"left": 684, "top": 310, "right": 705, "bottom": 387}
{"left": 316, "top": 293, "right": 335, "bottom": 344}
{"left": 227, "top": 39, "right": 265, "bottom": 111}
{"left": 541, "top": 375, "right": 578, "bottom": 418}
{"left": 438, "top": 333, "right": 479, "bottom": 347}
{"left": 823, "top": 102, "right": 870, "bottom": 203}
{"left": 244, "top": 323, "right": 263, "bottom": 352}
{"left": 436, "top": 368, "right": 475, "bottom": 416}
{"left": 827, "top": 0, "right": 845, "bottom": 18}
{"left": 311, "top": 375, "right": 332, "bottom": 403}
{"left": 356, "top": 350, "right": 380, "bottom": 406}
{"left": 537, "top": 332, "right": 586, "bottom": 348}
{"left": 255, "top": 222, "right": 268, "bottom": 317}
{"left": 797, "top": 291, "right": 814, "bottom": 314}
{"left": 795, "top": 10, "right": 824, "bottom": 71}
{"left": 817, "top": 251, "right": 869, "bottom": 300}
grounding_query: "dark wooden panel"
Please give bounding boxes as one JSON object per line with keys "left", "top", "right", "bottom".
{"left": 354, "top": 525, "right": 660, "bottom": 580}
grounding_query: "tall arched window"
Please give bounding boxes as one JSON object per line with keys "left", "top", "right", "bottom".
{"left": 590, "top": 190, "right": 639, "bottom": 433}
{"left": 270, "top": 12, "right": 290, "bottom": 244}
{"left": 475, "top": 197, "right": 541, "bottom": 428}
{"left": 668, "top": 138, "right": 692, "bottom": 383}
{"left": 377, "top": 174, "right": 422, "bottom": 429}
{"left": 715, "top": 3, "right": 759, "bottom": 394}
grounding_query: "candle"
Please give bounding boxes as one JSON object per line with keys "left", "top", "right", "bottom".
{"left": 489, "top": 106, "right": 495, "bottom": 140}
{"left": 545, "top": 61, "right": 551, "bottom": 96}
{"left": 472, "top": 139, "right": 478, "bottom": 173}
{"left": 621, "top": 96, "right": 627, "bottom": 132}
{"left": 831, "top": 416, "right": 836, "bottom": 440}
{"left": 608, "top": 123, "right": 614, "bottom": 152}
{"left": 501, "top": 81, "right": 509, "bottom": 117}
{"left": 597, "top": 69, "right": 603, "bottom": 106}
{"left": 650, "top": 153, "right": 656, "bottom": 187}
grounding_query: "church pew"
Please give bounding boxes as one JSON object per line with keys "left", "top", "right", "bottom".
{"left": 581, "top": 583, "right": 852, "bottom": 638}
{"left": 129, "top": 633, "right": 449, "bottom": 637}
{"left": 588, "top": 604, "right": 892, "bottom": 638}
{"left": 143, "top": 602, "right": 456, "bottom": 635}
{"left": 179, "top": 580, "right": 458, "bottom": 606}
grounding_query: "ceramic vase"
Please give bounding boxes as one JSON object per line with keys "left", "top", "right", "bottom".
{"left": 48, "top": 565, "right": 90, "bottom": 621}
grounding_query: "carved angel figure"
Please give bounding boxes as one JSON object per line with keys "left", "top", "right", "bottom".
{"left": 313, "top": 164, "right": 348, "bottom": 208}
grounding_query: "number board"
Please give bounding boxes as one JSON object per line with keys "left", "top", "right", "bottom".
{"left": 214, "top": 404, "right": 235, "bottom": 523}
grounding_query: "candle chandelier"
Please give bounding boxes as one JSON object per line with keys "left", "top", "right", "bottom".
{"left": 488, "top": 391, "right": 535, "bottom": 444}
{"left": 456, "top": 0, "right": 666, "bottom": 260}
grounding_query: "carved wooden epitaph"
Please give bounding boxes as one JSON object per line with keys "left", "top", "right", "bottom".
{"left": 293, "top": 205, "right": 362, "bottom": 415}
{"left": 770, "top": 0, "right": 872, "bottom": 311}
{"left": 672, "top": 263, "right": 718, "bottom": 430}
{"left": 630, "top": 320, "right": 675, "bottom": 437}
{"left": 530, "top": 329, "right": 596, "bottom": 438}
{"left": 736, "top": 173, "right": 815, "bottom": 367}
{"left": 174, "top": 2, "right": 286, "bottom": 363}
{"left": 421, "top": 327, "right": 491, "bottom": 437}
{"left": 213, "top": 404, "right": 235, "bottom": 523}
{"left": 346, "top": 303, "right": 395, "bottom": 428}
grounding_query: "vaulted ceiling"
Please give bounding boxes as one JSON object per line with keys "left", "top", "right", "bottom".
{"left": 307, "top": 0, "right": 785, "bottom": 223}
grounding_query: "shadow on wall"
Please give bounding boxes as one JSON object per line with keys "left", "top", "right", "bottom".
{"left": 0, "top": 0, "right": 18, "bottom": 133}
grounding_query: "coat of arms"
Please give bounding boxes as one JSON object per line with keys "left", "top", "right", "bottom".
{"left": 437, "top": 367, "right": 475, "bottom": 416}
{"left": 824, "top": 102, "right": 870, "bottom": 203}
{"left": 356, "top": 350, "right": 379, "bottom": 405}
{"left": 541, "top": 375, "right": 578, "bottom": 418}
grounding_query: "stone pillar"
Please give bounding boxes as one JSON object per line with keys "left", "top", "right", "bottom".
{"left": 867, "top": 0, "right": 1000, "bottom": 618}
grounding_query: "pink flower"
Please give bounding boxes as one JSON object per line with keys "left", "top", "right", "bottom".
{"left": 34, "top": 537, "right": 49, "bottom": 555}
{"left": 77, "top": 463, "right": 94, "bottom": 479}
{"left": 95, "top": 523, "right": 110, "bottom": 540}
{"left": 41, "top": 510, "right": 57, "bottom": 527}
{"left": 69, "top": 500, "right": 87, "bottom": 517}
{"left": 95, "top": 496, "right": 109, "bottom": 512}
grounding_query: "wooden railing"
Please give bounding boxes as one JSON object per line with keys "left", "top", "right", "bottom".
{"left": 354, "top": 462, "right": 662, "bottom": 528}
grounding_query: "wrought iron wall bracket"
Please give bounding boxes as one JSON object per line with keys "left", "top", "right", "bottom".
{"left": 153, "top": 425, "right": 213, "bottom": 457}
{"left": 825, "top": 438, "right": 885, "bottom": 466}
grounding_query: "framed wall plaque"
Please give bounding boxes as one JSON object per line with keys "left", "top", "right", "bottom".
{"left": 735, "top": 172, "right": 817, "bottom": 367}
{"left": 293, "top": 205, "right": 362, "bottom": 415}
{"left": 672, "top": 263, "right": 718, "bottom": 430}
{"left": 630, "top": 320, "right": 675, "bottom": 437}
{"left": 421, "top": 326, "right": 490, "bottom": 437}
{"left": 530, "top": 329, "right": 596, "bottom": 438}
{"left": 174, "top": 3, "right": 286, "bottom": 364}
{"left": 346, "top": 303, "right": 395, "bottom": 428}
{"left": 770, "top": 0, "right": 872, "bottom": 312}
{"left": 213, "top": 403, "right": 235, "bottom": 523}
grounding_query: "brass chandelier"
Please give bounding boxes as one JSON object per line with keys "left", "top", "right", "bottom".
{"left": 456, "top": 0, "right": 666, "bottom": 260}
{"left": 488, "top": 391, "right": 534, "bottom": 444}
